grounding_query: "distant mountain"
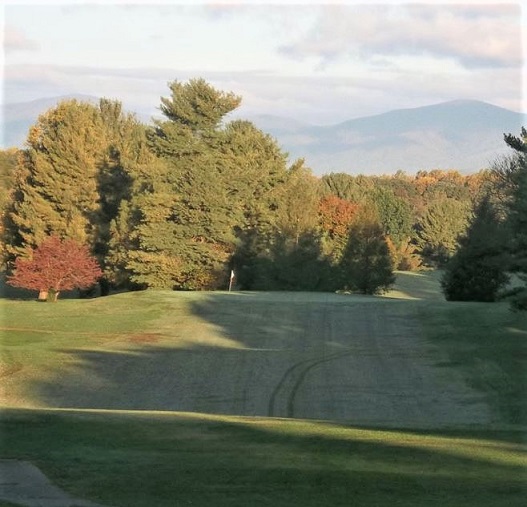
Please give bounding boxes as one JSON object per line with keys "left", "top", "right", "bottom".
{"left": 249, "top": 100, "right": 526, "bottom": 175}
{"left": 2, "top": 96, "right": 525, "bottom": 175}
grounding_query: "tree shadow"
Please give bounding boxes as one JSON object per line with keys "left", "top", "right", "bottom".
{"left": 20, "top": 291, "right": 492, "bottom": 431}
{"left": 1, "top": 408, "right": 525, "bottom": 507}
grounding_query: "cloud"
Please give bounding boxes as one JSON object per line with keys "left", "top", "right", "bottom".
{"left": 280, "top": 4, "right": 522, "bottom": 69}
{"left": 3, "top": 61, "right": 523, "bottom": 125}
{"left": 4, "top": 26, "right": 40, "bottom": 52}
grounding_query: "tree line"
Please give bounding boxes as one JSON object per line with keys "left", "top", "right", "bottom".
{"left": 0, "top": 79, "right": 525, "bottom": 306}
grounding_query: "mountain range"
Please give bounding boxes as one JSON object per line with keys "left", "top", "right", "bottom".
{"left": 2, "top": 96, "right": 525, "bottom": 175}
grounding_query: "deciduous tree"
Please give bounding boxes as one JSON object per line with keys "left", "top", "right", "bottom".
{"left": 7, "top": 236, "right": 102, "bottom": 301}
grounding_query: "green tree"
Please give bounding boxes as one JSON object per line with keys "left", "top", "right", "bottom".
{"left": 0, "top": 148, "right": 19, "bottom": 269}
{"left": 502, "top": 128, "right": 527, "bottom": 310}
{"left": 416, "top": 197, "right": 471, "bottom": 266}
{"left": 4, "top": 99, "right": 138, "bottom": 295}
{"left": 321, "top": 172, "right": 373, "bottom": 203}
{"left": 239, "top": 231, "right": 335, "bottom": 291}
{"left": 127, "top": 79, "right": 289, "bottom": 289}
{"left": 339, "top": 209, "right": 395, "bottom": 294}
{"left": 6, "top": 100, "right": 107, "bottom": 255}
{"left": 441, "top": 197, "right": 509, "bottom": 302}
{"left": 275, "top": 160, "right": 320, "bottom": 244}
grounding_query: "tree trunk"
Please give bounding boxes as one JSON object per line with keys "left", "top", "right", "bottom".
{"left": 47, "top": 289, "right": 60, "bottom": 302}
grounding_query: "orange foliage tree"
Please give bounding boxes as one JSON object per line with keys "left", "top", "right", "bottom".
{"left": 318, "top": 195, "right": 359, "bottom": 261}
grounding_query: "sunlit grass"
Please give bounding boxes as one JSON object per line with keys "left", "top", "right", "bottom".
{"left": 383, "top": 270, "right": 443, "bottom": 300}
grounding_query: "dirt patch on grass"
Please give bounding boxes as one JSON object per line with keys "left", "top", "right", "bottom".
{"left": 126, "top": 333, "right": 162, "bottom": 344}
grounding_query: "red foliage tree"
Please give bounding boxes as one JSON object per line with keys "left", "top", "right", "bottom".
{"left": 7, "top": 236, "right": 103, "bottom": 301}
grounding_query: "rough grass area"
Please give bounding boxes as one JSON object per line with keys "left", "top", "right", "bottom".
{"left": 418, "top": 301, "right": 527, "bottom": 426}
{"left": 1, "top": 408, "right": 525, "bottom": 507}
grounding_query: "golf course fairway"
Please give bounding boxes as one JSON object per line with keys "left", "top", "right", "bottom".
{"left": 1, "top": 271, "right": 526, "bottom": 506}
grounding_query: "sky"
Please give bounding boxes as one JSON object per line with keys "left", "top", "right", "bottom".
{"left": 2, "top": 0, "right": 525, "bottom": 125}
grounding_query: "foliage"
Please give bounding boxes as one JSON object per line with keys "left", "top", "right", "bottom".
{"left": 339, "top": 210, "right": 395, "bottom": 294}
{"left": 318, "top": 194, "right": 358, "bottom": 262}
{"left": 234, "top": 231, "right": 336, "bottom": 291}
{"left": 0, "top": 148, "right": 19, "bottom": 269}
{"left": 0, "top": 80, "right": 504, "bottom": 292}
{"left": 370, "top": 186, "right": 415, "bottom": 269}
{"left": 126, "top": 80, "right": 289, "bottom": 290}
{"left": 3, "top": 99, "right": 139, "bottom": 296}
{"left": 501, "top": 128, "right": 527, "bottom": 310}
{"left": 441, "top": 197, "right": 509, "bottom": 302}
{"left": 416, "top": 197, "right": 471, "bottom": 266}
{"left": 275, "top": 159, "right": 321, "bottom": 244}
{"left": 7, "top": 235, "right": 102, "bottom": 301}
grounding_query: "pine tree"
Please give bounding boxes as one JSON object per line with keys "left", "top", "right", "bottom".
{"left": 126, "top": 80, "right": 289, "bottom": 290}
{"left": 503, "top": 128, "right": 527, "bottom": 310}
{"left": 416, "top": 197, "right": 471, "bottom": 266}
{"left": 5, "top": 99, "right": 142, "bottom": 294}
{"left": 7, "top": 101, "right": 107, "bottom": 254}
{"left": 339, "top": 209, "right": 395, "bottom": 294}
{"left": 441, "top": 197, "right": 509, "bottom": 302}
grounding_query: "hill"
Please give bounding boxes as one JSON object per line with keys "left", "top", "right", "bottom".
{"left": 250, "top": 100, "right": 526, "bottom": 175}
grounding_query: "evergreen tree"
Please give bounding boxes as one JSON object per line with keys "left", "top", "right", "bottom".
{"left": 441, "top": 197, "right": 509, "bottom": 302}
{"left": 0, "top": 148, "right": 19, "bottom": 270}
{"left": 416, "top": 197, "right": 471, "bottom": 266}
{"left": 502, "top": 128, "right": 527, "bottom": 310}
{"left": 339, "top": 209, "right": 395, "bottom": 294}
{"left": 127, "top": 79, "right": 289, "bottom": 289}
{"left": 4, "top": 99, "right": 138, "bottom": 295}
{"left": 6, "top": 100, "right": 107, "bottom": 255}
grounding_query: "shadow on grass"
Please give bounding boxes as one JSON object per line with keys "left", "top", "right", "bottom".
{"left": 0, "top": 408, "right": 525, "bottom": 507}
{"left": 13, "top": 292, "right": 470, "bottom": 428}
{"left": 10, "top": 289, "right": 520, "bottom": 429}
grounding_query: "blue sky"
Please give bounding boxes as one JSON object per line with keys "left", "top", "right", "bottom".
{"left": 2, "top": 0, "right": 525, "bottom": 125}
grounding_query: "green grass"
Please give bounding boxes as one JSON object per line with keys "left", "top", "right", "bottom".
{"left": 1, "top": 408, "right": 525, "bottom": 507}
{"left": 1, "top": 273, "right": 526, "bottom": 506}
{"left": 418, "top": 301, "right": 527, "bottom": 426}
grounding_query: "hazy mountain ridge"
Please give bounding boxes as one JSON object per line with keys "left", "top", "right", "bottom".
{"left": 2, "top": 96, "right": 525, "bottom": 175}
{"left": 250, "top": 100, "right": 526, "bottom": 175}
